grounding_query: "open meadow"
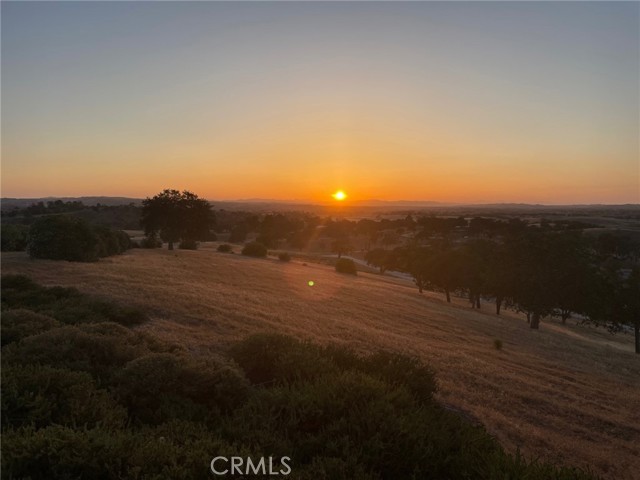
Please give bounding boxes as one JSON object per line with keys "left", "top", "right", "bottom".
{"left": 2, "top": 246, "right": 639, "bottom": 480}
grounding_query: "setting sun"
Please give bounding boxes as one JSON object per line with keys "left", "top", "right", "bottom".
{"left": 332, "top": 190, "right": 347, "bottom": 201}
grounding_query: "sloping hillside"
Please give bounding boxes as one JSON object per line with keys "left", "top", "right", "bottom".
{"left": 2, "top": 246, "right": 639, "bottom": 479}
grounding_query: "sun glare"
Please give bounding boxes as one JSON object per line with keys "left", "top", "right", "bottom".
{"left": 332, "top": 190, "right": 347, "bottom": 201}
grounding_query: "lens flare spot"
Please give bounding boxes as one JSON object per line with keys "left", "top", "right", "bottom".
{"left": 308, "top": 280, "right": 315, "bottom": 287}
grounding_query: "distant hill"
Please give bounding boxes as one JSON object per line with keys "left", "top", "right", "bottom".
{"left": 1, "top": 197, "right": 142, "bottom": 210}
{"left": 2, "top": 196, "right": 638, "bottom": 212}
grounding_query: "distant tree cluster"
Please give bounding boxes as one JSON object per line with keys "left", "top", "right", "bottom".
{"left": 27, "top": 216, "right": 130, "bottom": 262}
{"left": 365, "top": 228, "right": 640, "bottom": 353}
{"left": 140, "top": 189, "right": 215, "bottom": 250}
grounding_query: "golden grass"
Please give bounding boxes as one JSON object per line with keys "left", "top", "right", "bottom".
{"left": 2, "top": 246, "right": 639, "bottom": 479}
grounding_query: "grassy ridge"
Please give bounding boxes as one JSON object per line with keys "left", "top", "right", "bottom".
{"left": 1, "top": 274, "right": 595, "bottom": 479}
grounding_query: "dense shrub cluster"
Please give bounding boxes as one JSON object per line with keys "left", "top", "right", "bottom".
{"left": 1, "top": 224, "right": 29, "bottom": 251}
{"left": 1, "top": 275, "right": 596, "bottom": 480}
{"left": 241, "top": 241, "right": 267, "bottom": 258}
{"left": 26, "top": 215, "right": 130, "bottom": 262}
{"left": 1, "top": 274, "right": 147, "bottom": 326}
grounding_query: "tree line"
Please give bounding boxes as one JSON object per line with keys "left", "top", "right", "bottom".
{"left": 364, "top": 230, "right": 639, "bottom": 353}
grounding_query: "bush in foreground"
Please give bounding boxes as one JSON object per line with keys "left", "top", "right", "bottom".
{"left": 1, "top": 275, "right": 147, "bottom": 327}
{"left": 0, "top": 309, "right": 60, "bottom": 346}
{"left": 1, "top": 277, "right": 596, "bottom": 480}
{"left": 241, "top": 241, "right": 267, "bottom": 258}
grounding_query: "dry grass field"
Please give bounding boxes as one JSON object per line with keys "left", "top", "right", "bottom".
{"left": 2, "top": 246, "right": 639, "bottom": 479}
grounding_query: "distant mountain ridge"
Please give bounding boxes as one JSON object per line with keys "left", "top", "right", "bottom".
{"left": 1, "top": 196, "right": 638, "bottom": 210}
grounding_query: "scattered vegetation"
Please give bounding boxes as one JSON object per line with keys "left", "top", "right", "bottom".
{"left": 1, "top": 275, "right": 596, "bottom": 479}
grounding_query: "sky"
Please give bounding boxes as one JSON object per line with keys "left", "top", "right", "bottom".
{"left": 2, "top": 1, "right": 639, "bottom": 204}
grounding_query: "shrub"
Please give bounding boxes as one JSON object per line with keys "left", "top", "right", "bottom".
{"left": 217, "top": 243, "right": 232, "bottom": 253}
{"left": 94, "top": 225, "right": 131, "bottom": 257}
{"left": 1, "top": 424, "right": 242, "bottom": 480}
{"left": 1, "top": 275, "right": 147, "bottom": 326}
{"left": 1, "top": 309, "right": 60, "bottom": 346}
{"left": 230, "top": 334, "right": 337, "bottom": 385}
{"left": 114, "top": 353, "right": 249, "bottom": 425}
{"left": 278, "top": 252, "right": 291, "bottom": 262}
{"left": 241, "top": 241, "right": 267, "bottom": 258}
{"left": 335, "top": 258, "right": 357, "bottom": 275}
{"left": 139, "top": 235, "right": 162, "bottom": 248}
{"left": 1, "top": 364, "right": 126, "bottom": 430}
{"left": 1, "top": 224, "right": 29, "bottom": 251}
{"left": 27, "top": 215, "right": 100, "bottom": 262}
{"left": 26, "top": 215, "right": 131, "bottom": 261}
{"left": 2, "top": 324, "right": 156, "bottom": 382}
{"left": 494, "top": 339, "right": 503, "bottom": 350}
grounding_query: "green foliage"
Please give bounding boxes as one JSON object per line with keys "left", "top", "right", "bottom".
{"left": 0, "top": 309, "right": 60, "bottom": 346}
{"left": 1, "top": 275, "right": 147, "bottom": 326}
{"left": 27, "top": 215, "right": 100, "bottom": 261}
{"left": 113, "top": 353, "right": 249, "bottom": 425}
{"left": 335, "top": 257, "right": 357, "bottom": 275}
{"left": 278, "top": 252, "right": 291, "bottom": 262}
{"left": 26, "top": 215, "right": 130, "bottom": 262}
{"left": 1, "top": 223, "right": 29, "bottom": 251}
{"left": 141, "top": 189, "right": 214, "bottom": 250}
{"left": 2, "top": 323, "right": 158, "bottom": 383}
{"left": 241, "top": 241, "right": 267, "bottom": 258}
{"left": 1, "top": 364, "right": 126, "bottom": 430}
{"left": 1, "top": 424, "right": 242, "bottom": 480}
{"left": 1, "top": 277, "right": 596, "bottom": 480}
{"left": 230, "top": 334, "right": 436, "bottom": 403}
{"left": 217, "top": 243, "right": 232, "bottom": 253}
{"left": 230, "top": 334, "right": 338, "bottom": 385}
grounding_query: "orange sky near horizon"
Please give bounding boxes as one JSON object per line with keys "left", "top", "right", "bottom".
{"left": 2, "top": 2, "right": 638, "bottom": 205}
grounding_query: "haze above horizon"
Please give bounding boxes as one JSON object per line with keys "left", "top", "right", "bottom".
{"left": 1, "top": 2, "right": 638, "bottom": 204}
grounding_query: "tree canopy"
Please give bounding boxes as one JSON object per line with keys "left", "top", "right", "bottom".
{"left": 140, "top": 189, "right": 214, "bottom": 250}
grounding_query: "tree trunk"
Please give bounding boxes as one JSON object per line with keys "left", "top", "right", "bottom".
{"left": 496, "top": 296, "right": 503, "bottom": 315}
{"left": 475, "top": 295, "right": 481, "bottom": 309}
{"left": 168, "top": 241, "right": 174, "bottom": 250}
{"left": 526, "top": 312, "right": 531, "bottom": 324}
{"left": 561, "top": 310, "right": 571, "bottom": 324}
{"left": 530, "top": 312, "right": 540, "bottom": 329}
{"left": 635, "top": 321, "right": 639, "bottom": 354}
{"left": 445, "top": 289, "right": 451, "bottom": 303}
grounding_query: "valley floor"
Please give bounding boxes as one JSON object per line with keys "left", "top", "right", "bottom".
{"left": 2, "top": 246, "right": 639, "bottom": 480}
